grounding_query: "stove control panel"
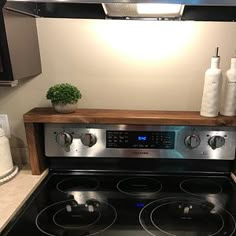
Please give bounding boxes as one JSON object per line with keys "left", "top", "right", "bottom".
{"left": 106, "top": 131, "right": 175, "bottom": 149}
{"left": 44, "top": 124, "right": 236, "bottom": 160}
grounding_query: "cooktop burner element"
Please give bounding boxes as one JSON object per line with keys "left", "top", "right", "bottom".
{"left": 117, "top": 177, "right": 162, "bottom": 196}
{"left": 57, "top": 177, "right": 100, "bottom": 193}
{"left": 36, "top": 199, "right": 117, "bottom": 236}
{"left": 139, "top": 197, "right": 236, "bottom": 236}
{"left": 180, "top": 179, "right": 223, "bottom": 196}
{"left": 2, "top": 173, "right": 236, "bottom": 236}
{"left": 3, "top": 123, "right": 236, "bottom": 236}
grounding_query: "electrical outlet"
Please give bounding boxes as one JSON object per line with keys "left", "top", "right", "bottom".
{"left": 0, "top": 114, "right": 10, "bottom": 138}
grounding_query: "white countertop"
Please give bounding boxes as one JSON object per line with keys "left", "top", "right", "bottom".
{"left": 0, "top": 167, "right": 48, "bottom": 232}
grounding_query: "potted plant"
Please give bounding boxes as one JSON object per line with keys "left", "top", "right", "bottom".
{"left": 46, "top": 83, "right": 82, "bottom": 113}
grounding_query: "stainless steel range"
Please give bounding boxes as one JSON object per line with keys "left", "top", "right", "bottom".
{"left": 2, "top": 124, "right": 236, "bottom": 236}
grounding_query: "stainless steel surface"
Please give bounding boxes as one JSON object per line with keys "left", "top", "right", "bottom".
{"left": 6, "top": 0, "right": 236, "bottom": 6}
{"left": 0, "top": 80, "right": 18, "bottom": 87}
{"left": 0, "top": 8, "right": 42, "bottom": 83}
{"left": 102, "top": 3, "right": 184, "bottom": 18}
{"left": 44, "top": 124, "right": 236, "bottom": 160}
{"left": 3, "top": 9, "right": 42, "bottom": 80}
{"left": 4, "top": 2, "right": 39, "bottom": 17}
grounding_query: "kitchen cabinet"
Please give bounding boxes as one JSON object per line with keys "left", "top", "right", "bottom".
{"left": 0, "top": 8, "right": 41, "bottom": 87}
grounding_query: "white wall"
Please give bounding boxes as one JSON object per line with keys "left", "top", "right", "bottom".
{"left": 0, "top": 19, "right": 236, "bottom": 165}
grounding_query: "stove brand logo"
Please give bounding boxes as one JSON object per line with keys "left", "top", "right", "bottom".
{"left": 132, "top": 151, "right": 149, "bottom": 155}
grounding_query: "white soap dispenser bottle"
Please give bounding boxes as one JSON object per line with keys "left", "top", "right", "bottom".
{"left": 200, "top": 47, "right": 223, "bottom": 117}
{"left": 221, "top": 53, "right": 236, "bottom": 116}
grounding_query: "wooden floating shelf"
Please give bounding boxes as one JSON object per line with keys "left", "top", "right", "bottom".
{"left": 23, "top": 107, "right": 236, "bottom": 175}
{"left": 24, "top": 107, "right": 236, "bottom": 126}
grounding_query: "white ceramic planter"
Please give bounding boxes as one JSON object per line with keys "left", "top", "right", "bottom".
{"left": 53, "top": 102, "right": 78, "bottom": 113}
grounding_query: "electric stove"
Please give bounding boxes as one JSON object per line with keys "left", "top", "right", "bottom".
{"left": 2, "top": 124, "right": 236, "bottom": 236}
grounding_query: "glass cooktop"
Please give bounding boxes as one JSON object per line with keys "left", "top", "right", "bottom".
{"left": 2, "top": 173, "right": 236, "bottom": 236}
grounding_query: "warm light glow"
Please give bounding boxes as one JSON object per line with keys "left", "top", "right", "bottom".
{"left": 137, "top": 4, "right": 184, "bottom": 16}
{"left": 93, "top": 20, "right": 196, "bottom": 61}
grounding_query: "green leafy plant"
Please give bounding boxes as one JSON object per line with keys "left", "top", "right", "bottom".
{"left": 46, "top": 83, "right": 82, "bottom": 105}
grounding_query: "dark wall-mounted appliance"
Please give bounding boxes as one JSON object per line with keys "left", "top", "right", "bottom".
{"left": 0, "top": 3, "right": 41, "bottom": 87}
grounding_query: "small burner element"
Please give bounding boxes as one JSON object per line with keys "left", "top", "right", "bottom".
{"left": 139, "top": 197, "right": 236, "bottom": 236}
{"left": 180, "top": 179, "right": 223, "bottom": 196}
{"left": 57, "top": 177, "right": 99, "bottom": 193}
{"left": 117, "top": 177, "right": 162, "bottom": 196}
{"left": 36, "top": 199, "right": 117, "bottom": 236}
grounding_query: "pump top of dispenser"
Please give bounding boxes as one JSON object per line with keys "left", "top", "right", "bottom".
{"left": 211, "top": 47, "right": 220, "bottom": 69}
{"left": 213, "top": 47, "right": 220, "bottom": 58}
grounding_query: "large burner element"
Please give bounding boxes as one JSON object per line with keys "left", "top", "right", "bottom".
{"left": 36, "top": 199, "right": 117, "bottom": 236}
{"left": 180, "top": 179, "right": 223, "bottom": 196}
{"left": 139, "top": 197, "right": 236, "bottom": 236}
{"left": 117, "top": 177, "right": 162, "bottom": 196}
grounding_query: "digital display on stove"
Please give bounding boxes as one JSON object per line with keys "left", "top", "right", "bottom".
{"left": 138, "top": 136, "right": 148, "bottom": 141}
{"left": 106, "top": 131, "right": 175, "bottom": 149}
{"left": 135, "top": 203, "right": 145, "bottom": 208}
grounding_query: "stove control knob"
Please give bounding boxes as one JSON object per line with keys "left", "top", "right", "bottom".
{"left": 56, "top": 132, "right": 73, "bottom": 147}
{"left": 208, "top": 136, "right": 225, "bottom": 150}
{"left": 81, "top": 133, "right": 97, "bottom": 147}
{"left": 184, "top": 135, "right": 201, "bottom": 149}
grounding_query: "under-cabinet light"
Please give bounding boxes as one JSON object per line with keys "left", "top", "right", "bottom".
{"left": 137, "top": 4, "right": 184, "bottom": 17}
{"left": 102, "top": 3, "right": 184, "bottom": 18}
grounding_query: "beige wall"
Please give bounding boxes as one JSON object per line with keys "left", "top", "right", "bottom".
{"left": 0, "top": 19, "right": 236, "bottom": 164}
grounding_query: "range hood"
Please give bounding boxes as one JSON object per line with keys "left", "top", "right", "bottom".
{"left": 5, "top": 0, "right": 236, "bottom": 4}
{"left": 4, "top": 0, "right": 236, "bottom": 21}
